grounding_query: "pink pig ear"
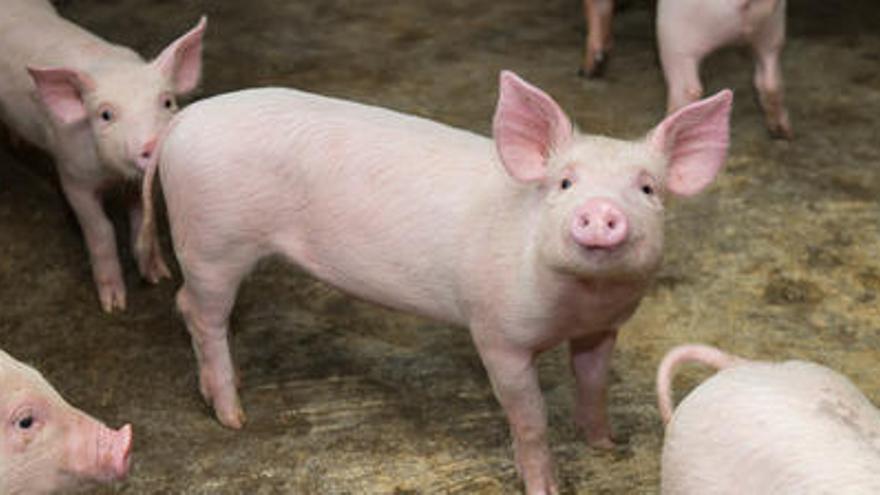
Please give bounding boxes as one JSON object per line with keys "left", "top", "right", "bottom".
{"left": 649, "top": 89, "right": 733, "bottom": 196}
{"left": 492, "top": 70, "right": 573, "bottom": 182}
{"left": 27, "top": 67, "right": 96, "bottom": 125}
{"left": 153, "top": 16, "right": 207, "bottom": 94}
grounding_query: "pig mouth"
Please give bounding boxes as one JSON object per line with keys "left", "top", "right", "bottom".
{"left": 578, "top": 241, "right": 628, "bottom": 255}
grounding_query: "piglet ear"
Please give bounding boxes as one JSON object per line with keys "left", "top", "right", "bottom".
{"left": 27, "top": 67, "right": 95, "bottom": 125}
{"left": 649, "top": 89, "right": 733, "bottom": 196}
{"left": 492, "top": 70, "right": 573, "bottom": 182}
{"left": 153, "top": 16, "right": 207, "bottom": 95}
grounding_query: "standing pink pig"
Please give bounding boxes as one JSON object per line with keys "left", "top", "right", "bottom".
{"left": 657, "top": 344, "right": 880, "bottom": 494}
{"left": 0, "top": 0, "right": 206, "bottom": 312}
{"left": 140, "top": 71, "right": 732, "bottom": 494}
{"left": 0, "top": 348, "right": 132, "bottom": 494}
{"left": 657, "top": 0, "right": 791, "bottom": 138}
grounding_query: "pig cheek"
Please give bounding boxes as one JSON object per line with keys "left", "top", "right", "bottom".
{"left": 538, "top": 200, "right": 580, "bottom": 269}
{"left": 626, "top": 208, "right": 665, "bottom": 271}
{"left": 94, "top": 124, "right": 136, "bottom": 179}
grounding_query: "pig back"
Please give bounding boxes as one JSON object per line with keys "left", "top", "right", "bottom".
{"left": 661, "top": 360, "right": 880, "bottom": 494}
{"left": 160, "top": 88, "right": 510, "bottom": 325}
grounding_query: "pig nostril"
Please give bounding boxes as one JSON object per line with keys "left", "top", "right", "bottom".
{"left": 141, "top": 151, "right": 151, "bottom": 159}
{"left": 607, "top": 220, "right": 616, "bottom": 229}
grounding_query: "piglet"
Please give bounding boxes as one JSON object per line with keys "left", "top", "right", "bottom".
{"left": 0, "top": 348, "right": 132, "bottom": 494}
{"left": 139, "top": 72, "right": 732, "bottom": 494}
{"left": 657, "top": 344, "right": 880, "bottom": 494}
{"left": 0, "top": 0, "right": 206, "bottom": 312}
{"left": 657, "top": 0, "right": 791, "bottom": 138}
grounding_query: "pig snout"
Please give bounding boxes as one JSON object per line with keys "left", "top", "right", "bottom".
{"left": 69, "top": 420, "right": 133, "bottom": 482}
{"left": 100, "top": 423, "right": 132, "bottom": 481}
{"left": 570, "top": 198, "right": 628, "bottom": 249}
{"left": 135, "top": 137, "right": 158, "bottom": 171}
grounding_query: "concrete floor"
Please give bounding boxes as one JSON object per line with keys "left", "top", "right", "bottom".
{"left": 1, "top": 0, "right": 879, "bottom": 493}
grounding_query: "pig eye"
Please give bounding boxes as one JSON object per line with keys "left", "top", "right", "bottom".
{"left": 100, "top": 109, "right": 114, "bottom": 122}
{"left": 560, "top": 178, "right": 573, "bottom": 190}
{"left": 641, "top": 184, "right": 654, "bottom": 195}
{"left": 17, "top": 416, "right": 34, "bottom": 430}
{"left": 163, "top": 97, "right": 174, "bottom": 110}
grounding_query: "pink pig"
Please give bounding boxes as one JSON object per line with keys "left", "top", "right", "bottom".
{"left": 657, "top": 0, "right": 791, "bottom": 138}
{"left": 0, "top": 348, "right": 132, "bottom": 494}
{"left": 657, "top": 344, "right": 880, "bottom": 494}
{"left": 139, "top": 72, "right": 732, "bottom": 494}
{"left": 0, "top": 0, "right": 206, "bottom": 312}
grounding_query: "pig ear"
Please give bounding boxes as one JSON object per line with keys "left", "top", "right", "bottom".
{"left": 649, "top": 89, "right": 733, "bottom": 196}
{"left": 153, "top": 16, "right": 207, "bottom": 94}
{"left": 492, "top": 70, "right": 573, "bottom": 182}
{"left": 27, "top": 67, "right": 96, "bottom": 125}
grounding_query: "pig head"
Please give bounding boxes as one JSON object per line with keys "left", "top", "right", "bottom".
{"left": 0, "top": 349, "right": 131, "bottom": 494}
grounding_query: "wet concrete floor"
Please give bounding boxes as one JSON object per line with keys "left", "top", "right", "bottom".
{"left": 1, "top": 0, "right": 879, "bottom": 493}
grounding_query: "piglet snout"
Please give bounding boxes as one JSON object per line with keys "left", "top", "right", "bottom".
{"left": 94, "top": 422, "right": 133, "bottom": 481}
{"left": 570, "top": 198, "right": 628, "bottom": 249}
{"left": 135, "top": 137, "right": 158, "bottom": 170}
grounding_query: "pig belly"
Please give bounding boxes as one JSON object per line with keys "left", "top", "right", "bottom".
{"left": 658, "top": 0, "right": 782, "bottom": 56}
{"left": 161, "top": 88, "right": 498, "bottom": 325}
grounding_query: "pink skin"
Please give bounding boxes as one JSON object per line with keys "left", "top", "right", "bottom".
{"left": 570, "top": 198, "right": 629, "bottom": 249}
{"left": 0, "top": 349, "right": 132, "bottom": 494}
{"left": 657, "top": 344, "right": 880, "bottom": 493}
{"left": 0, "top": 0, "right": 206, "bottom": 313}
{"left": 140, "top": 72, "right": 732, "bottom": 494}
{"left": 657, "top": 0, "right": 791, "bottom": 139}
{"left": 580, "top": 0, "right": 614, "bottom": 78}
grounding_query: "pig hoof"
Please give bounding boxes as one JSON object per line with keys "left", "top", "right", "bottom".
{"left": 523, "top": 478, "right": 559, "bottom": 495}
{"left": 140, "top": 255, "right": 172, "bottom": 284}
{"left": 768, "top": 124, "right": 794, "bottom": 141}
{"left": 216, "top": 406, "right": 246, "bottom": 429}
{"left": 586, "top": 435, "right": 617, "bottom": 450}
{"left": 578, "top": 52, "right": 608, "bottom": 79}
{"left": 98, "top": 283, "right": 126, "bottom": 313}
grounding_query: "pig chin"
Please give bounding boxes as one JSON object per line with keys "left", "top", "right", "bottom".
{"left": 103, "top": 156, "right": 143, "bottom": 181}
{"left": 565, "top": 235, "right": 661, "bottom": 280}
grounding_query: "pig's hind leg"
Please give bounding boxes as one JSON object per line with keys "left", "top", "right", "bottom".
{"left": 660, "top": 52, "right": 704, "bottom": 115}
{"left": 580, "top": 0, "right": 614, "bottom": 78}
{"left": 176, "top": 251, "right": 258, "bottom": 429}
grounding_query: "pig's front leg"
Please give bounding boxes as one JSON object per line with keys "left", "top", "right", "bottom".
{"left": 128, "top": 193, "right": 170, "bottom": 284}
{"left": 570, "top": 331, "right": 617, "bottom": 449}
{"left": 474, "top": 330, "right": 558, "bottom": 495}
{"left": 59, "top": 175, "right": 126, "bottom": 313}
